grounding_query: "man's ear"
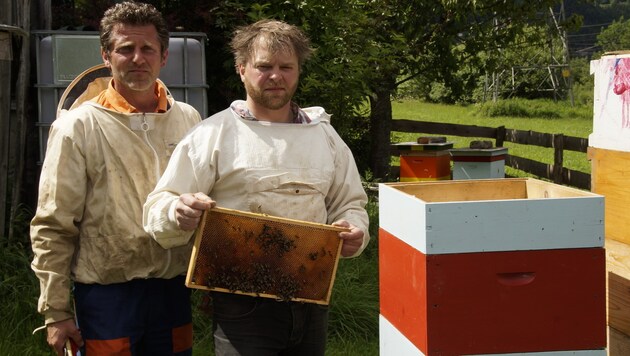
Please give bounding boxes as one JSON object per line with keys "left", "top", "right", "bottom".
{"left": 101, "top": 49, "right": 111, "bottom": 68}
{"left": 161, "top": 49, "right": 169, "bottom": 68}
{"left": 238, "top": 64, "right": 246, "bottom": 81}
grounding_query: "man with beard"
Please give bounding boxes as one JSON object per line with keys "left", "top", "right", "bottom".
{"left": 143, "top": 19, "right": 370, "bottom": 355}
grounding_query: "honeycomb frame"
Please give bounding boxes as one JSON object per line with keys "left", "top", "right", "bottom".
{"left": 186, "top": 207, "right": 346, "bottom": 304}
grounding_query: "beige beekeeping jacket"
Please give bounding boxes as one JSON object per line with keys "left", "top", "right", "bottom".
{"left": 143, "top": 102, "right": 370, "bottom": 257}
{"left": 30, "top": 78, "right": 201, "bottom": 324}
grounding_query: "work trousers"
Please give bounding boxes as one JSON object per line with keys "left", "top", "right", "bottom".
{"left": 74, "top": 276, "right": 192, "bottom": 356}
{"left": 211, "top": 292, "right": 329, "bottom": 356}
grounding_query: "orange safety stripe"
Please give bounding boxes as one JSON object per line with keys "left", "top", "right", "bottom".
{"left": 172, "top": 322, "right": 193, "bottom": 353}
{"left": 86, "top": 337, "right": 132, "bottom": 356}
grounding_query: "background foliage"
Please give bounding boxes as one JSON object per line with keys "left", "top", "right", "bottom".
{"left": 50, "top": 0, "right": 580, "bottom": 178}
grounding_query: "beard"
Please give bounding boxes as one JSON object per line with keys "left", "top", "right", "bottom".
{"left": 118, "top": 69, "right": 158, "bottom": 92}
{"left": 244, "top": 79, "right": 298, "bottom": 110}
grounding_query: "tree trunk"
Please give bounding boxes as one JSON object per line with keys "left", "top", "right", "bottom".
{"left": 369, "top": 86, "right": 394, "bottom": 180}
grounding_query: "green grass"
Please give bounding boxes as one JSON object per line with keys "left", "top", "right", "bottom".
{"left": 0, "top": 241, "right": 49, "bottom": 356}
{"left": 391, "top": 98, "right": 594, "bottom": 177}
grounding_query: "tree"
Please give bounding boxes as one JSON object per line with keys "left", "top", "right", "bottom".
{"left": 356, "top": 0, "right": 564, "bottom": 178}
{"left": 203, "top": 1, "right": 564, "bottom": 177}
{"left": 47, "top": 0, "right": 564, "bottom": 179}
{"left": 597, "top": 16, "right": 630, "bottom": 52}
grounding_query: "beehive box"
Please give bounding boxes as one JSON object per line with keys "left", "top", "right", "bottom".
{"left": 399, "top": 150, "right": 451, "bottom": 181}
{"left": 394, "top": 142, "right": 453, "bottom": 182}
{"left": 589, "top": 52, "right": 630, "bottom": 353}
{"left": 379, "top": 178, "right": 606, "bottom": 356}
{"left": 450, "top": 147, "right": 508, "bottom": 180}
{"left": 186, "top": 207, "right": 346, "bottom": 304}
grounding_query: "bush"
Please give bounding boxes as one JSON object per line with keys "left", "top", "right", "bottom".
{"left": 474, "top": 98, "right": 591, "bottom": 119}
{"left": 569, "top": 57, "right": 595, "bottom": 107}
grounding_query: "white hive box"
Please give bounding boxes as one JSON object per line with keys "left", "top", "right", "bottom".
{"left": 450, "top": 147, "right": 508, "bottom": 180}
{"left": 590, "top": 52, "right": 630, "bottom": 152}
{"left": 378, "top": 178, "right": 606, "bottom": 356}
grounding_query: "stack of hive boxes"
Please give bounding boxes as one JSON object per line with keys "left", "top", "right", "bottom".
{"left": 589, "top": 52, "right": 630, "bottom": 354}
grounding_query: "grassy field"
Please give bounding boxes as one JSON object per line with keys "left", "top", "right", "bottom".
{"left": 0, "top": 98, "right": 593, "bottom": 356}
{"left": 391, "top": 98, "right": 594, "bottom": 177}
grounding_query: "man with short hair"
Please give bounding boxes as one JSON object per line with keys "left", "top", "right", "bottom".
{"left": 143, "top": 19, "right": 370, "bottom": 355}
{"left": 30, "top": 2, "right": 201, "bottom": 355}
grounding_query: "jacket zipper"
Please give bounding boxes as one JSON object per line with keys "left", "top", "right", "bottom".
{"left": 141, "top": 113, "right": 172, "bottom": 271}
{"left": 141, "top": 113, "right": 162, "bottom": 180}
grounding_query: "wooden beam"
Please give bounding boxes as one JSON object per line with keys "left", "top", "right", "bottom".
{"left": 505, "top": 155, "right": 550, "bottom": 179}
{"left": 392, "top": 119, "right": 498, "bottom": 138}
{"left": 0, "top": 33, "right": 12, "bottom": 237}
{"left": 607, "top": 239, "right": 630, "bottom": 337}
{"left": 9, "top": 0, "right": 31, "bottom": 240}
{"left": 589, "top": 147, "right": 630, "bottom": 245}
{"left": 553, "top": 134, "right": 564, "bottom": 184}
{"left": 609, "top": 326, "right": 630, "bottom": 355}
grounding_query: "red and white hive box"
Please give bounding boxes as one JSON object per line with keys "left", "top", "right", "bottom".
{"left": 378, "top": 178, "right": 606, "bottom": 356}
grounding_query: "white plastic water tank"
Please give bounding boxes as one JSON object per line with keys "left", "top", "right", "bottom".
{"left": 34, "top": 31, "right": 208, "bottom": 163}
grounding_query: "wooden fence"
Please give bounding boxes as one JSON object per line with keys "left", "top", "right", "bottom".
{"left": 390, "top": 119, "right": 591, "bottom": 190}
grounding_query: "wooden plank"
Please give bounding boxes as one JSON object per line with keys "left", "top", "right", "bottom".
{"left": 392, "top": 120, "right": 498, "bottom": 138}
{"left": 424, "top": 196, "right": 603, "bottom": 253}
{"left": 609, "top": 326, "right": 630, "bottom": 356}
{"left": 0, "top": 56, "right": 10, "bottom": 237}
{"left": 564, "top": 135, "right": 589, "bottom": 153}
{"left": 589, "top": 147, "right": 630, "bottom": 245}
{"left": 561, "top": 167, "right": 591, "bottom": 191}
{"left": 505, "top": 128, "right": 554, "bottom": 148}
{"left": 9, "top": 0, "right": 31, "bottom": 239}
{"left": 496, "top": 125, "right": 505, "bottom": 147}
{"left": 206, "top": 207, "right": 349, "bottom": 231}
{"left": 506, "top": 155, "right": 551, "bottom": 179}
{"left": 524, "top": 178, "right": 599, "bottom": 198}
{"left": 384, "top": 178, "right": 529, "bottom": 202}
{"left": 606, "top": 239, "right": 630, "bottom": 338}
{"left": 506, "top": 131, "right": 587, "bottom": 153}
{"left": 32, "top": 0, "right": 52, "bottom": 30}
{"left": 0, "top": 32, "right": 12, "bottom": 60}
{"left": 553, "top": 134, "right": 564, "bottom": 184}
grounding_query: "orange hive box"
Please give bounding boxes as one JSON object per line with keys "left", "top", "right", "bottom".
{"left": 186, "top": 207, "right": 347, "bottom": 305}
{"left": 399, "top": 151, "right": 451, "bottom": 181}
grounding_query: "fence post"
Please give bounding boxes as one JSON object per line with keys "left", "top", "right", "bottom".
{"left": 553, "top": 134, "right": 564, "bottom": 184}
{"left": 496, "top": 126, "right": 505, "bottom": 147}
